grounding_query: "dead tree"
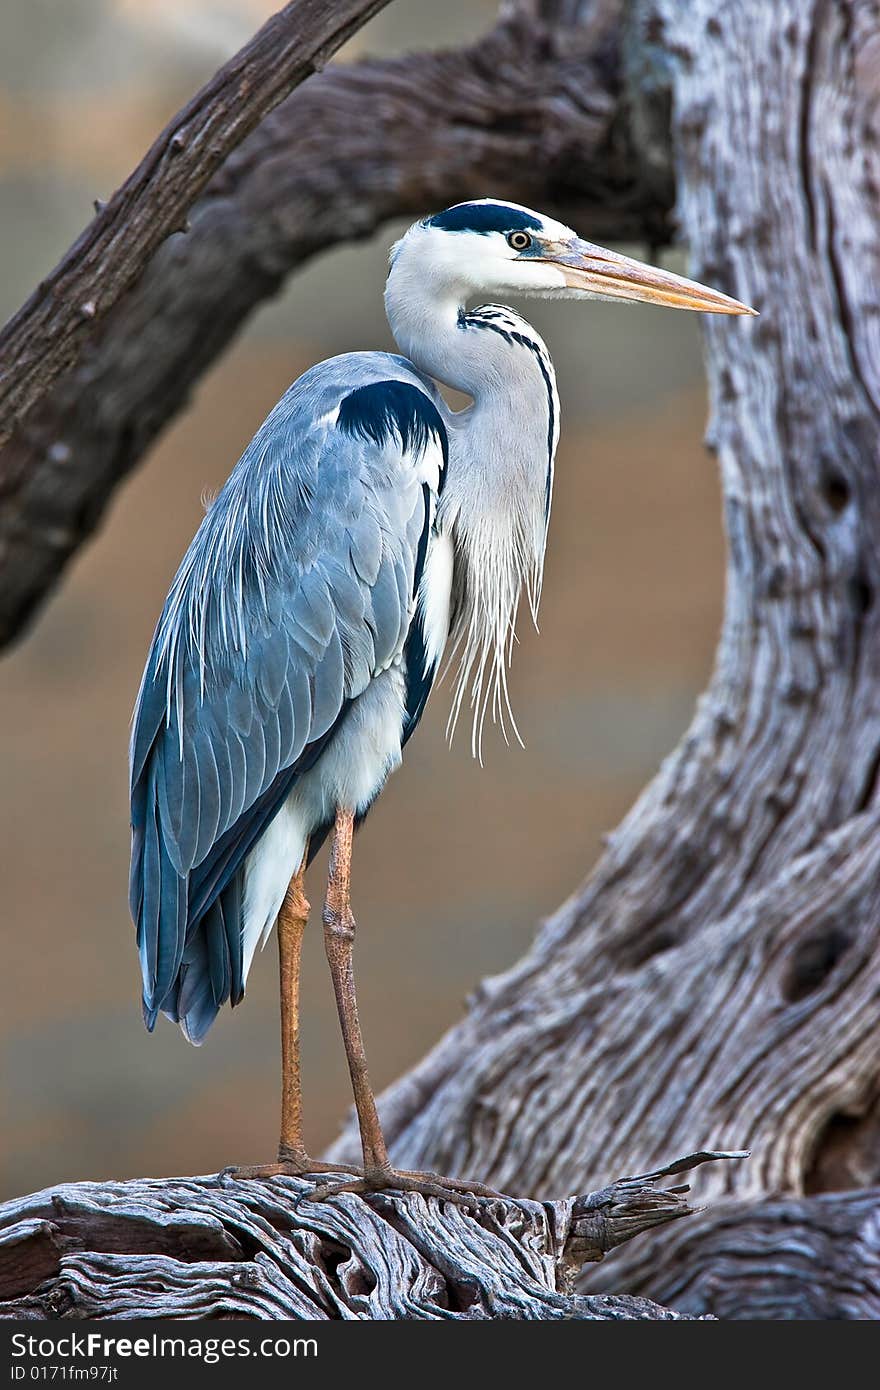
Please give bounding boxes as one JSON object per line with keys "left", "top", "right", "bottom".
{"left": 2, "top": 0, "right": 879, "bottom": 1319}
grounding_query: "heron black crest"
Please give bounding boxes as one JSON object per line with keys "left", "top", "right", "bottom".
{"left": 426, "top": 202, "right": 543, "bottom": 236}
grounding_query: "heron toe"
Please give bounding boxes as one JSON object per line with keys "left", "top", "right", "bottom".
{"left": 303, "top": 1165, "right": 504, "bottom": 1208}
{"left": 220, "top": 1157, "right": 365, "bottom": 1183}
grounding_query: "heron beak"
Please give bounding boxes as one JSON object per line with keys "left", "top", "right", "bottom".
{"left": 547, "top": 238, "right": 757, "bottom": 316}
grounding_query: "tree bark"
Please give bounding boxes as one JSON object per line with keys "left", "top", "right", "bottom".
{"left": 0, "top": 0, "right": 663, "bottom": 651}
{"left": 583, "top": 1188, "right": 880, "bottom": 1320}
{"left": 0, "top": 1153, "right": 736, "bottom": 1319}
{"left": 0, "top": 0, "right": 393, "bottom": 450}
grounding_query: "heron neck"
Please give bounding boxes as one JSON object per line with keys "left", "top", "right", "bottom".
{"left": 385, "top": 264, "right": 536, "bottom": 402}
{"left": 386, "top": 264, "right": 559, "bottom": 756}
{"left": 385, "top": 261, "right": 559, "bottom": 513}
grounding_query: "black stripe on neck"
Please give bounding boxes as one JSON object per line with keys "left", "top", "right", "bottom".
{"left": 462, "top": 313, "right": 556, "bottom": 522}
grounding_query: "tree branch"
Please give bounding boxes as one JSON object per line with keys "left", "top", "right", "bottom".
{"left": 0, "top": 0, "right": 670, "bottom": 650}
{"left": 0, "top": 0, "right": 393, "bottom": 450}
{"left": 0, "top": 1152, "right": 739, "bottom": 1319}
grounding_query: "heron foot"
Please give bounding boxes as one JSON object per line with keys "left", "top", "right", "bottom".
{"left": 303, "top": 1165, "right": 505, "bottom": 1209}
{"left": 219, "top": 1153, "right": 365, "bottom": 1183}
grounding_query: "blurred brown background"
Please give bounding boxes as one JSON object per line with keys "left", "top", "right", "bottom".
{"left": 0, "top": 0, "right": 722, "bottom": 1200}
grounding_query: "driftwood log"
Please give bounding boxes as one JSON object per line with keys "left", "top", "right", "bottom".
{"left": 2, "top": 0, "right": 880, "bottom": 1320}
{"left": 0, "top": 1154, "right": 739, "bottom": 1319}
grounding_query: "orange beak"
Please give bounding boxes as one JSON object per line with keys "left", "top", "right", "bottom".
{"left": 546, "top": 238, "right": 757, "bottom": 316}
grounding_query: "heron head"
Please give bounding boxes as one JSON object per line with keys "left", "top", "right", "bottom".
{"left": 398, "top": 199, "right": 755, "bottom": 317}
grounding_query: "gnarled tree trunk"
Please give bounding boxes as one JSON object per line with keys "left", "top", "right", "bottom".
{"left": 2, "top": 0, "right": 879, "bottom": 1319}
{"left": 327, "top": 0, "right": 880, "bottom": 1311}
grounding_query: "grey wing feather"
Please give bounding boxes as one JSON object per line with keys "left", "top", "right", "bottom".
{"left": 348, "top": 512, "right": 383, "bottom": 585}
{"left": 367, "top": 555, "right": 406, "bottom": 671}
{"left": 129, "top": 354, "right": 446, "bottom": 1042}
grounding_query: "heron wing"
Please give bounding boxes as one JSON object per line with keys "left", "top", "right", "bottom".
{"left": 129, "top": 358, "right": 447, "bottom": 1039}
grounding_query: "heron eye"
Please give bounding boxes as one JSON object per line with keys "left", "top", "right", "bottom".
{"left": 507, "top": 231, "right": 532, "bottom": 251}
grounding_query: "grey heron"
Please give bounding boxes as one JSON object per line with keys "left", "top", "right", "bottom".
{"left": 130, "top": 199, "right": 754, "bottom": 1202}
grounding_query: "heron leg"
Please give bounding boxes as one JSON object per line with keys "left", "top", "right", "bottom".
{"left": 305, "top": 807, "right": 503, "bottom": 1209}
{"left": 223, "top": 846, "right": 365, "bottom": 1185}
{"left": 321, "top": 806, "right": 390, "bottom": 1173}
{"left": 277, "top": 852, "right": 310, "bottom": 1165}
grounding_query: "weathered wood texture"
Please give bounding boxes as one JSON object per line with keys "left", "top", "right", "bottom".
{"left": 584, "top": 1188, "right": 880, "bottom": 1319}
{"left": 0, "top": 0, "right": 392, "bottom": 451}
{"left": 0, "top": 1154, "right": 735, "bottom": 1319}
{"left": 0, "top": 0, "right": 657, "bottom": 650}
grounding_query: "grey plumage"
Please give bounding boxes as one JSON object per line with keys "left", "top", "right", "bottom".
{"left": 130, "top": 353, "right": 446, "bottom": 1042}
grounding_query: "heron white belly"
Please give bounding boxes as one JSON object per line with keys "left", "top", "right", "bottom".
{"left": 240, "top": 664, "right": 408, "bottom": 977}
